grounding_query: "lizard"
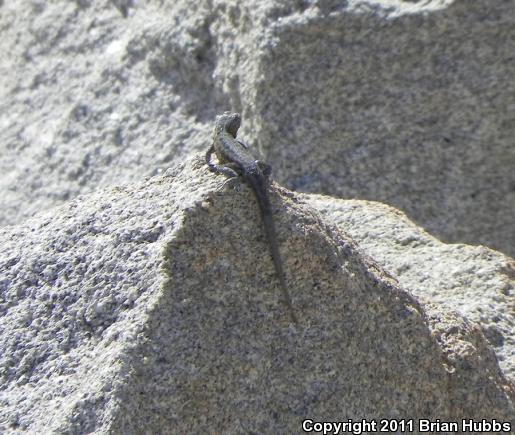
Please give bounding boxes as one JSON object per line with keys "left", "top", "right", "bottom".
{"left": 205, "top": 112, "right": 298, "bottom": 324}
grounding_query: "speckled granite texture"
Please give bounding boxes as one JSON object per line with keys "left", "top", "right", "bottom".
{"left": 0, "top": 156, "right": 513, "bottom": 433}
{"left": 303, "top": 195, "right": 515, "bottom": 383}
{"left": 1, "top": 0, "right": 514, "bottom": 257}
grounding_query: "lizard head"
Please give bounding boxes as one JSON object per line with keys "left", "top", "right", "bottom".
{"left": 214, "top": 112, "right": 241, "bottom": 138}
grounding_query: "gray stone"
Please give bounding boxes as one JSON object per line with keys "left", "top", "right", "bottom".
{"left": 0, "top": 156, "right": 514, "bottom": 433}
{"left": 1, "top": 0, "right": 514, "bottom": 258}
{"left": 0, "top": 0, "right": 214, "bottom": 227}
{"left": 236, "top": 0, "right": 515, "bottom": 257}
{"left": 302, "top": 195, "right": 515, "bottom": 383}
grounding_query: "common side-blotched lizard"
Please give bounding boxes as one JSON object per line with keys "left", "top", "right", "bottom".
{"left": 206, "top": 112, "right": 297, "bottom": 324}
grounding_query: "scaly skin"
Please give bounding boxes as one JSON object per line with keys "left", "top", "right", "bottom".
{"left": 206, "top": 112, "right": 298, "bottom": 324}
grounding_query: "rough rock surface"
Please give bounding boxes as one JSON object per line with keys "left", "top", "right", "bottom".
{"left": 302, "top": 195, "right": 515, "bottom": 382}
{"left": 1, "top": 0, "right": 514, "bottom": 257}
{"left": 0, "top": 156, "right": 514, "bottom": 433}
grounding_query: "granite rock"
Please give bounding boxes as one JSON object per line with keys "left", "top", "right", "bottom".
{"left": 303, "top": 195, "right": 515, "bottom": 383}
{"left": 0, "top": 156, "right": 513, "bottom": 433}
{"left": 1, "top": 0, "right": 514, "bottom": 257}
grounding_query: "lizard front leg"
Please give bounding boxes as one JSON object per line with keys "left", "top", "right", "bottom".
{"left": 206, "top": 144, "right": 242, "bottom": 189}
